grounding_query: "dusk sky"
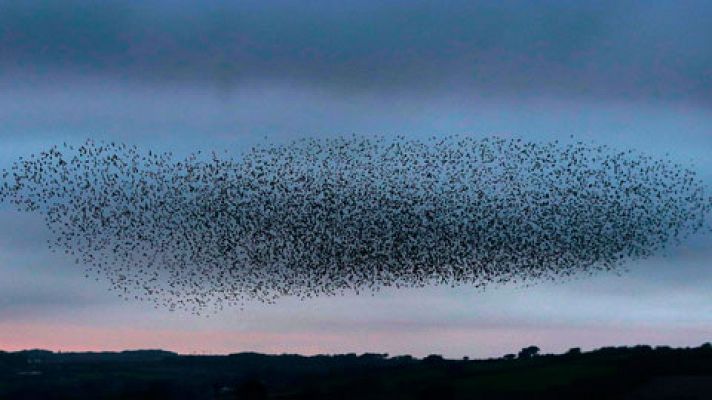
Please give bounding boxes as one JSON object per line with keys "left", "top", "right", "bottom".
{"left": 0, "top": 1, "right": 710, "bottom": 358}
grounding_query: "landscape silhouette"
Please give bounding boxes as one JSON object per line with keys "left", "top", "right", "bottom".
{"left": 2, "top": 343, "right": 710, "bottom": 399}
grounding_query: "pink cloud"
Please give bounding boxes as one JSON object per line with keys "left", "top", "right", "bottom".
{"left": 1, "top": 321, "right": 709, "bottom": 358}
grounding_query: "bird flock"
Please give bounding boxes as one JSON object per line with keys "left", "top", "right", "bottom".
{"left": 1, "top": 135, "right": 710, "bottom": 313}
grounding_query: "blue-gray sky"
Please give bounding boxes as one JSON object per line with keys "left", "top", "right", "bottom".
{"left": 0, "top": 0, "right": 710, "bottom": 357}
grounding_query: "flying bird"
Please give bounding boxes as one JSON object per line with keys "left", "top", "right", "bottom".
{"left": 1, "top": 135, "right": 710, "bottom": 314}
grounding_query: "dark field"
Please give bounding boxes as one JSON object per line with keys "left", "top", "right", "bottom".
{"left": 1, "top": 343, "right": 710, "bottom": 399}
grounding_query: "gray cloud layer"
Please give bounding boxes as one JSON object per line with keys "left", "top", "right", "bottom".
{"left": 2, "top": 1, "right": 711, "bottom": 103}
{"left": 1, "top": 1, "right": 711, "bottom": 355}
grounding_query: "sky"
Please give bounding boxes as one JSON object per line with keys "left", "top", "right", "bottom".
{"left": 0, "top": 0, "right": 710, "bottom": 358}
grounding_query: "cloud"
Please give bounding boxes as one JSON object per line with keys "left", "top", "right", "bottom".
{"left": 1, "top": 1, "right": 711, "bottom": 103}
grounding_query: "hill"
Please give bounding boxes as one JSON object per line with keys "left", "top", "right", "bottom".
{"left": 1, "top": 343, "right": 710, "bottom": 399}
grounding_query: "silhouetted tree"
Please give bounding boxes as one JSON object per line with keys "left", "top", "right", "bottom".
{"left": 566, "top": 347, "right": 581, "bottom": 356}
{"left": 423, "top": 354, "right": 444, "bottom": 364}
{"left": 518, "top": 346, "right": 540, "bottom": 359}
{"left": 392, "top": 355, "right": 414, "bottom": 363}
